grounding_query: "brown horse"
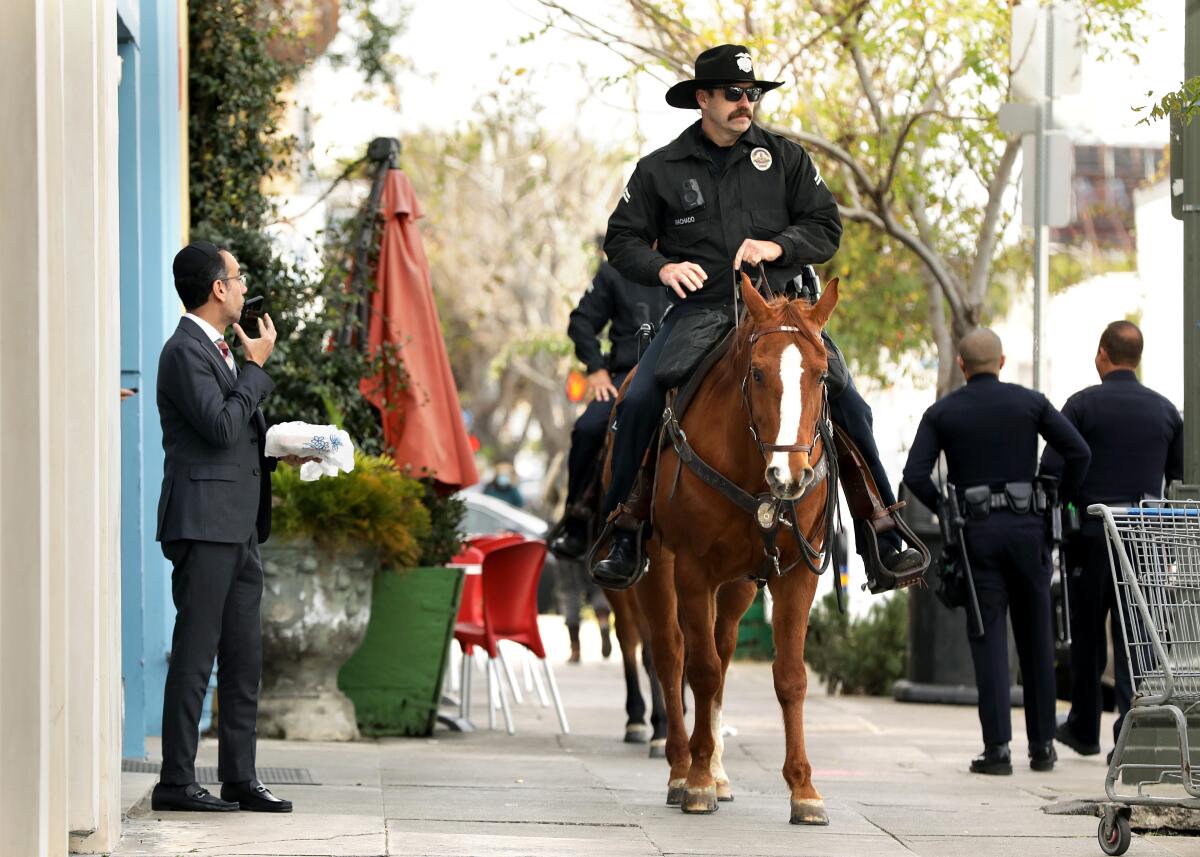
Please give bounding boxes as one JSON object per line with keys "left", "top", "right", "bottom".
{"left": 631, "top": 274, "right": 839, "bottom": 825}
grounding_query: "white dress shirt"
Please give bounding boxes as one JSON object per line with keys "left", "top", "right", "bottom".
{"left": 184, "top": 313, "right": 236, "bottom": 375}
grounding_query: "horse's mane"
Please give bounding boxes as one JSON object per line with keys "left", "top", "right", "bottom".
{"left": 732, "top": 294, "right": 825, "bottom": 358}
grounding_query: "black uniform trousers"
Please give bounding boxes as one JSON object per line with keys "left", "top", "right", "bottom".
{"left": 565, "top": 371, "right": 628, "bottom": 508}
{"left": 963, "top": 511, "right": 1057, "bottom": 747}
{"left": 1064, "top": 525, "right": 1134, "bottom": 747}
{"left": 828, "top": 376, "right": 902, "bottom": 555}
{"left": 160, "top": 535, "right": 263, "bottom": 786}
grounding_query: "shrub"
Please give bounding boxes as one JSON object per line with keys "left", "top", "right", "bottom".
{"left": 271, "top": 453, "right": 431, "bottom": 569}
{"left": 416, "top": 482, "right": 466, "bottom": 567}
{"left": 805, "top": 590, "right": 908, "bottom": 696}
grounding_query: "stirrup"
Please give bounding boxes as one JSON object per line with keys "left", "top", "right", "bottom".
{"left": 860, "top": 513, "right": 929, "bottom": 595}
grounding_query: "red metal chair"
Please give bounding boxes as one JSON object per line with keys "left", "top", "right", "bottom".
{"left": 453, "top": 540, "right": 569, "bottom": 735}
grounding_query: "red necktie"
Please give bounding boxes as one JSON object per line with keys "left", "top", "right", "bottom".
{"left": 215, "top": 338, "right": 235, "bottom": 374}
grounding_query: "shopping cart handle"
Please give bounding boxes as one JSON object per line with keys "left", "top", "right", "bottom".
{"left": 1087, "top": 503, "right": 1200, "bottom": 518}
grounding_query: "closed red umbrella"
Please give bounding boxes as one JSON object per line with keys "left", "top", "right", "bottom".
{"left": 359, "top": 169, "right": 479, "bottom": 491}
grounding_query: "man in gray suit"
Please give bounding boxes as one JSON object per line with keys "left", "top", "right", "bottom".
{"left": 151, "top": 241, "right": 294, "bottom": 813}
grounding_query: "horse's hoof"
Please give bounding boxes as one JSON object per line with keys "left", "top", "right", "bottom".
{"left": 666, "top": 779, "right": 686, "bottom": 806}
{"left": 715, "top": 780, "right": 734, "bottom": 802}
{"left": 790, "top": 798, "right": 829, "bottom": 826}
{"left": 648, "top": 739, "right": 667, "bottom": 759}
{"left": 624, "top": 724, "right": 649, "bottom": 744}
{"left": 682, "top": 785, "right": 719, "bottom": 814}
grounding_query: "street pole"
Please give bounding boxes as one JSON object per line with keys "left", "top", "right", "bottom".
{"left": 1032, "top": 6, "right": 1054, "bottom": 392}
{"left": 1184, "top": 0, "right": 1200, "bottom": 487}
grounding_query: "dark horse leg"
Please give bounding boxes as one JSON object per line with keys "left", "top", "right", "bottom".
{"left": 643, "top": 632, "right": 668, "bottom": 757}
{"left": 710, "top": 578, "right": 758, "bottom": 801}
{"left": 606, "top": 588, "right": 649, "bottom": 743}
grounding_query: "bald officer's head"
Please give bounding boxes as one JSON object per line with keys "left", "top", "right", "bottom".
{"left": 957, "top": 328, "right": 1005, "bottom": 379}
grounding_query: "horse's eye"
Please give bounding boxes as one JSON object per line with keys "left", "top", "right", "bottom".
{"left": 752, "top": 367, "right": 765, "bottom": 384}
{"left": 819, "top": 371, "right": 830, "bottom": 384}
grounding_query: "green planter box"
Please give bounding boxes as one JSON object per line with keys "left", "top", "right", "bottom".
{"left": 735, "top": 590, "right": 775, "bottom": 661}
{"left": 338, "top": 565, "right": 465, "bottom": 737}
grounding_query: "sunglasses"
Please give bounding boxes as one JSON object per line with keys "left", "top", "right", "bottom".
{"left": 715, "top": 85, "right": 763, "bottom": 103}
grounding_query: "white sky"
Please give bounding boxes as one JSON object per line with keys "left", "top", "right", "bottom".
{"left": 305, "top": 0, "right": 1183, "bottom": 173}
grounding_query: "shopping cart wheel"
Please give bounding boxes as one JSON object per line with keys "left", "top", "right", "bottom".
{"left": 1097, "top": 806, "right": 1131, "bottom": 856}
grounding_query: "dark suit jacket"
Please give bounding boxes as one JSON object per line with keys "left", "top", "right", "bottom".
{"left": 155, "top": 317, "right": 276, "bottom": 546}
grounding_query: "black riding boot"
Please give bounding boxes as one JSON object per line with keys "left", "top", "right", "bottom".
{"left": 592, "top": 530, "right": 643, "bottom": 589}
{"left": 550, "top": 517, "right": 589, "bottom": 560}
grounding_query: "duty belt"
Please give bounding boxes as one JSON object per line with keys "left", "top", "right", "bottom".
{"left": 959, "top": 482, "right": 1047, "bottom": 519}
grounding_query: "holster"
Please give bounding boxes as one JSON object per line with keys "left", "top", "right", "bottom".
{"left": 962, "top": 485, "right": 991, "bottom": 520}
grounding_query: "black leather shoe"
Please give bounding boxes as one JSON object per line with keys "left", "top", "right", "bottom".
{"left": 151, "top": 782, "right": 239, "bottom": 812}
{"left": 969, "top": 743, "right": 1012, "bottom": 775}
{"left": 220, "top": 779, "right": 293, "bottom": 813}
{"left": 550, "top": 521, "right": 589, "bottom": 560}
{"left": 881, "top": 545, "right": 926, "bottom": 575}
{"left": 1054, "top": 721, "right": 1101, "bottom": 756}
{"left": 590, "top": 531, "right": 646, "bottom": 590}
{"left": 1030, "top": 742, "right": 1058, "bottom": 772}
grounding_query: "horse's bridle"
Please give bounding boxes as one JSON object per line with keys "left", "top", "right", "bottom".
{"left": 740, "top": 324, "right": 829, "bottom": 458}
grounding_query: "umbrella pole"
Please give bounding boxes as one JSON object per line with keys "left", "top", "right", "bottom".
{"left": 340, "top": 137, "right": 401, "bottom": 349}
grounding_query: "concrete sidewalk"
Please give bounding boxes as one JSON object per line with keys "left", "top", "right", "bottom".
{"left": 114, "top": 619, "right": 1200, "bottom": 857}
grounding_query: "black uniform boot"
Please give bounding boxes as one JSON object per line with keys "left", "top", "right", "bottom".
{"left": 1029, "top": 742, "right": 1057, "bottom": 772}
{"left": 881, "top": 544, "right": 926, "bottom": 575}
{"left": 591, "top": 530, "right": 645, "bottom": 590}
{"left": 550, "top": 517, "right": 589, "bottom": 560}
{"left": 969, "top": 742, "right": 1012, "bottom": 775}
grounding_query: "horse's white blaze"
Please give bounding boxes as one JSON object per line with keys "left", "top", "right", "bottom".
{"left": 710, "top": 702, "right": 728, "bottom": 782}
{"left": 770, "top": 345, "right": 804, "bottom": 478}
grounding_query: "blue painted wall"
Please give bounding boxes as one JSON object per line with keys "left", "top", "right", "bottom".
{"left": 118, "top": 0, "right": 183, "bottom": 759}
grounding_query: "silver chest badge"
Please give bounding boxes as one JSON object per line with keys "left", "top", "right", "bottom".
{"left": 750, "top": 147, "right": 773, "bottom": 171}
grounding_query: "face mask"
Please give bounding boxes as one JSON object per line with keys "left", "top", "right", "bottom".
{"left": 495, "top": 475, "right": 511, "bottom": 488}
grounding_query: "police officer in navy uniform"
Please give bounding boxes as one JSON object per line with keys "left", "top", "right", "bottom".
{"left": 1041, "top": 321, "right": 1183, "bottom": 762}
{"left": 903, "top": 329, "right": 1091, "bottom": 774}
{"left": 550, "top": 258, "right": 671, "bottom": 560}
{"left": 592, "top": 43, "right": 925, "bottom": 586}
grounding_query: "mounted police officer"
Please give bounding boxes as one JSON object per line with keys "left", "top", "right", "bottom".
{"left": 592, "top": 43, "right": 925, "bottom": 588}
{"left": 903, "top": 329, "right": 1091, "bottom": 775}
{"left": 1041, "top": 321, "right": 1183, "bottom": 763}
{"left": 550, "top": 256, "right": 671, "bottom": 561}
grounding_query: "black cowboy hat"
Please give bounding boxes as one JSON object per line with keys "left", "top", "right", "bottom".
{"left": 665, "top": 44, "right": 784, "bottom": 109}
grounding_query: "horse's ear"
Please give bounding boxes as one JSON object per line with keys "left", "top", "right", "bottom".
{"left": 810, "top": 277, "right": 839, "bottom": 329}
{"left": 740, "top": 272, "right": 770, "bottom": 323}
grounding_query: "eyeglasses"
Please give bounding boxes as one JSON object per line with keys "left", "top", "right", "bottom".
{"left": 220, "top": 272, "right": 249, "bottom": 287}
{"left": 716, "top": 85, "right": 762, "bottom": 103}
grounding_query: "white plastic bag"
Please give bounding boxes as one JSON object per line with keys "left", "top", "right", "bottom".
{"left": 265, "top": 421, "right": 355, "bottom": 481}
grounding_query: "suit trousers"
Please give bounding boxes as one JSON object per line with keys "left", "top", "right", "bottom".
{"left": 159, "top": 535, "right": 263, "bottom": 786}
{"left": 963, "top": 512, "right": 1057, "bottom": 747}
{"left": 1064, "top": 525, "right": 1134, "bottom": 746}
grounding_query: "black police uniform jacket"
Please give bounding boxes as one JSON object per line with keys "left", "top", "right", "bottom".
{"left": 1040, "top": 368, "right": 1183, "bottom": 509}
{"left": 568, "top": 261, "right": 673, "bottom": 375}
{"left": 604, "top": 120, "right": 842, "bottom": 308}
{"left": 902, "top": 373, "right": 1091, "bottom": 514}
{"left": 155, "top": 318, "right": 277, "bottom": 547}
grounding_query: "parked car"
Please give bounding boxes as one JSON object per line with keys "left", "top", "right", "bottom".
{"left": 458, "top": 492, "right": 560, "bottom": 614}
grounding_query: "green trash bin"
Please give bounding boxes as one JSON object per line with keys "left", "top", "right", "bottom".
{"left": 338, "top": 565, "right": 464, "bottom": 737}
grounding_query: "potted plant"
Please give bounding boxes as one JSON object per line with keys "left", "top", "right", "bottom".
{"left": 338, "top": 483, "right": 468, "bottom": 737}
{"left": 257, "top": 453, "right": 430, "bottom": 740}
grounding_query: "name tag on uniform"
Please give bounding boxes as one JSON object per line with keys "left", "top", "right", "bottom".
{"left": 674, "top": 215, "right": 696, "bottom": 226}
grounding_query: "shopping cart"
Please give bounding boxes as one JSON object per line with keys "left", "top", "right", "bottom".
{"left": 1089, "top": 501, "right": 1200, "bottom": 855}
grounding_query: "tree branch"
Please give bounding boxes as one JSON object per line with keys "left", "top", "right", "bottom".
{"left": 966, "top": 136, "right": 1021, "bottom": 308}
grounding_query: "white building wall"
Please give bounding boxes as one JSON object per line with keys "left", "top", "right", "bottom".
{"left": 0, "top": 0, "right": 124, "bottom": 854}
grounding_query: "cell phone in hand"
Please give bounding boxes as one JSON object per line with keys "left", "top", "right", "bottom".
{"left": 238, "top": 296, "right": 265, "bottom": 339}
